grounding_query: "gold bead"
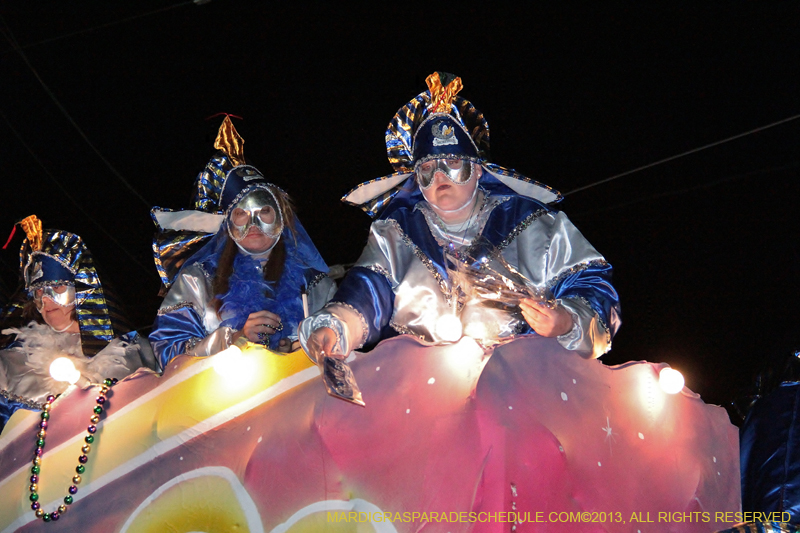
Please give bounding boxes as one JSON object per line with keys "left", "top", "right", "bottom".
{"left": 90, "top": 415, "right": 100, "bottom": 424}
{"left": 81, "top": 444, "right": 91, "bottom": 454}
{"left": 33, "top": 457, "right": 41, "bottom": 466}
{"left": 29, "top": 483, "right": 38, "bottom": 492}
{"left": 43, "top": 403, "right": 51, "bottom": 411}
{"left": 72, "top": 475, "right": 81, "bottom": 484}
{"left": 37, "top": 429, "right": 46, "bottom": 438}
{"left": 58, "top": 505, "right": 66, "bottom": 514}
{"left": 35, "top": 509, "right": 44, "bottom": 518}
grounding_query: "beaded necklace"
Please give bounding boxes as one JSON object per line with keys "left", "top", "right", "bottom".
{"left": 28, "top": 378, "right": 116, "bottom": 523}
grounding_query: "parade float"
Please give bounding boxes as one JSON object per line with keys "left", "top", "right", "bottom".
{"left": 0, "top": 335, "right": 740, "bottom": 532}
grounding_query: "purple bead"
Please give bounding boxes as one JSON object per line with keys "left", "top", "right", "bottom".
{"left": 51, "top": 511, "right": 59, "bottom": 521}
{"left": 31, "top": 502, "right": 40, "bottom": 510}
{"left": 35, "top": 448, "right": 43, "bottom": 457}
{"left": 68, "top": 485, "right": 78, "bottom": 494}
{"left": 46, "top": 395, "right": 55, "bottom": 402}
{"left": 30, "top": 475, "right": 38, "bottom": 483}
{"left": 87, "top": 425, "right": 96, "bottom": 434}
{"left": 39, "top": 421, "right": 47, "bottom": 429}
{"left": 78, "top": 455, "right": 88, "bottom": 464}
{"left": 95, "top": 396, "right": 106, "bottom": 405}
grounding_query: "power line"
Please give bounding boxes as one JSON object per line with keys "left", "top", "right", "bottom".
{"left": 564, "top": 113, "right": 800, "bottom": 196}
{"left": 0, "top": 2, "right": 193, "bottom": 53}
{"left": 0, "top": 108, "right": 154, "bottom": 277}
{"left": 0, "top": 14, "right": 151, "bottom": 208}
{"left": 572, "top": 162, "right": 799, "bottom": 218}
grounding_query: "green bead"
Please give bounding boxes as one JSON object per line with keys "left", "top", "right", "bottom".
{"left": 31, "top": 466, "right": 40, "bottom": 474}
{"left": 29, "top": 493, "right": 38, "bottom": 502}
{"left": 42, "top": 513, "right": 51, "bottom": 522}
{"left": 36, "top": 439, "right": 45, "bottom": 448}
{"left": 103, "top": 378, "right": 112, "bottom": 386}
{"left": 93, "top": 406, "right": 103, "bottom": 415}
{"left": 76, "top": 465, "right": 85, "bottom": 474}
{"left": 41, "top": 412, "right": 49, "bottom": 420}
{"left": 64, "top": 495, "right": 73, "bottom": 505}
{"left": 84, "top": 435, "right": 94, "bottom": 444}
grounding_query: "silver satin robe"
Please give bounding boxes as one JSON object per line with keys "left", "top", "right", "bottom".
{"left": 159, "top": 262, "right": 336, "bottom": 357}
{"left": 300, "top": 193, "right": 614, "bottom": 359}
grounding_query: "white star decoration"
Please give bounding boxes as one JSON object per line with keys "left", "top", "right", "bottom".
{"left": 601, "top": 416, "right": 616, "bottom": 454}
{"left": 601, "top": 417, "right": 614, "bottom": 439}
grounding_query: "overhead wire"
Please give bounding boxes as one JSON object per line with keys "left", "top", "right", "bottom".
{"left": 0, "top": 108, "right": 154, "bottom": 277}
{"left": 0, "top": 14, "right": 151, "bottom": 208}
{"left": 564, "top": 113, "right": 800, "bottom": 197}
{"left": 0, "top": 1, "right": 194, "bottom": 53}
{"left": 571, "top": 162, "right": 799, "bottom": 218}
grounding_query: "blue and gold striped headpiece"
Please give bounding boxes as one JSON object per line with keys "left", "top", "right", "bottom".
{"left": 17, "top": 216, "right": 116, "bottom": 351}
{"left": 343, "top": 72, "right": 561, "bottom": 218}
{"left": 152, "top": 116, "right": 269, "bottom": 288}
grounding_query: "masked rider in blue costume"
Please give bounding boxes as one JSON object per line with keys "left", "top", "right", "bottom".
{"left": 300, "top": 72, "right": 621, "bottom": 361}
{"left": 0, "top": 216, "right": 156, "bottom": 431}
{"left": 149, "top": 119, "right": 335, "bottom": 368}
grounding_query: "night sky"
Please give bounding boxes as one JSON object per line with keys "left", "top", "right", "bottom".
{"left": 1, "top": 2, "right": 798, "bottom": 411}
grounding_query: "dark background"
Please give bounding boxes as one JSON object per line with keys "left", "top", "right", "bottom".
{"left": 0, "top": 2, "right": 797, "bottom": 411}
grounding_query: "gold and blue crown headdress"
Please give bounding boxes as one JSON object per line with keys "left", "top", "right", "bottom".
{"left": 151, "top": 116, "right": 245, "bottom": 288}
{"left": 15, "top": 215, "right": 117, "bottom": 352}
{"left": 151, "top": 117, "right": 286, "bottom": 288}
{"left": 342, "top": 72, "right": 562, "bottom": 218}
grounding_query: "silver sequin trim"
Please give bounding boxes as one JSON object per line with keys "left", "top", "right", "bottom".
{"left": 545, "top": 259, "right": 610, "bottom": 289}
{"left": 186, "top": 336, "right": 202, "bottom": 352}
{"left": 384, "top": 219, "right": 452, "bottom": 304}
{"left": 364, "top": 264, "right": 391, "bottom": 280}
{"left": 307, "top": 272, "right": 328, "bottom": 290}
{"left": 0, "top": 389, "right": 45, "bottom": 411}
{"left": 326, "top": 301, "right": 369, "bottom": 350}
{"left": 496, "top": 209, "right": 549, "bottom": 251}
{"left": 158, "top": 301, "right": 198, "bottom": 316}
{"left": 389, "top": 320, "right": 426, "bottom": 340}
{"left": 197, "top": 262, "right": 214, "bottom": 280}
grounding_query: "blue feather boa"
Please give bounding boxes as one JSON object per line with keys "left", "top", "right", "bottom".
{"left": 187, "top": 221, "right": 328, "bottom": 350}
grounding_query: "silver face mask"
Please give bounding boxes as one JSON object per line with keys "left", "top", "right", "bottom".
{"left": 415, "top": 158, "right": 475, "bottom": 190}
{"left": 226, "top": 188, "right": 284, "bottom": 249}
{"left": 33, "top": 285, "right": 76, "bottom": 311}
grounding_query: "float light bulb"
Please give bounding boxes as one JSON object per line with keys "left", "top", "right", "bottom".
{"left": 659, "top": 367, "right": 684, "bottom": 394}
{"left": 49, "top": 357, "right": 80, "bottom": 384}
{"left": 435, "top": 314, "right": 463, "bottom": 342}
{"left": 212, "top": 345, "right": 243, "bottom": 379}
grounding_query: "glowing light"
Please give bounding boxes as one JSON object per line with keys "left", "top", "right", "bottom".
{"left": 212, "top": 344, "right": 257, "bottom": 387}
{"left": 659, "top": 367, "right": 685, "bottom": 394}
{"left": 463, "top": 320, "right": 488, "bottom": 340}
{"left": 442, "top": 337, "right": 486, "bottom": 377}
{"left": 49, "top": 357, "right": 80, "bottom": 384}
{"left": 435, "top": 314, "right": 463, "bottom": 342}
{"left": 213, "top": 345, "right": 242, "bottom": 378}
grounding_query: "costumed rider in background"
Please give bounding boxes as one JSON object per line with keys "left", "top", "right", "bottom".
{"left": 0, "top": 216, "right": 157, "bottom": 432}
{"left": 301, "top": 72, "right": 621, "bottom": 361}
{"left": 149, "top": 117, "right": 335, "bottom": 368}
